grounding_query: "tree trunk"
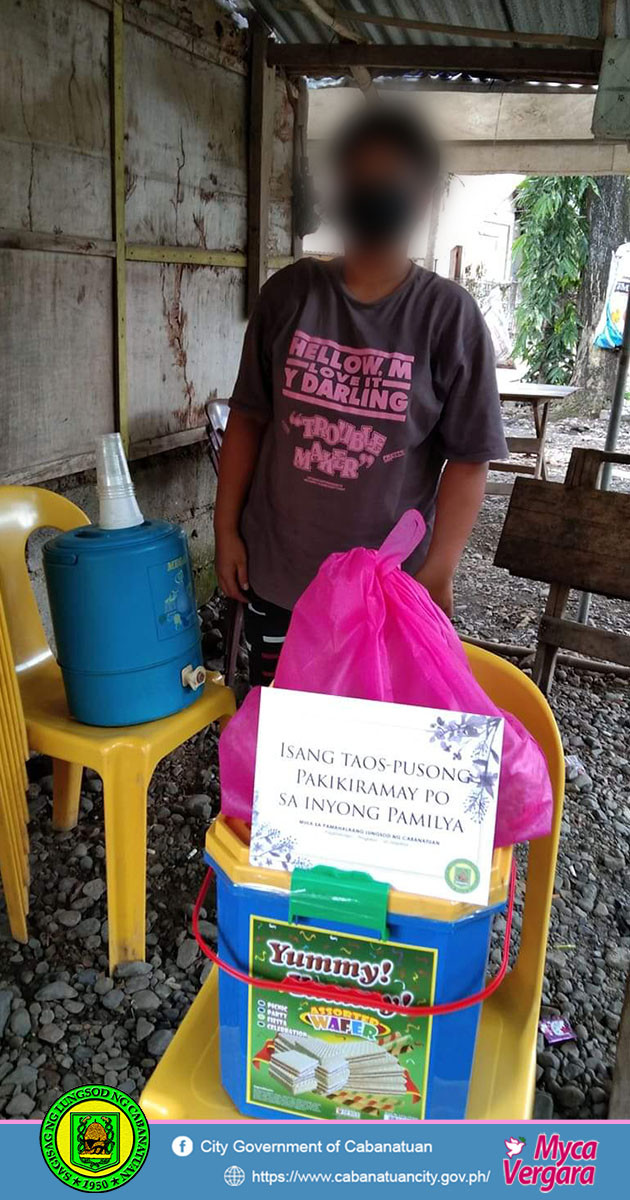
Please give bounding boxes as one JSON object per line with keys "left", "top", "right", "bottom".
{"left": 568, "top": 176, "right": 630, "bottom": 418}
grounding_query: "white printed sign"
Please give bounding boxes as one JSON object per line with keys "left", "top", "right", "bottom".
{"left": 251, "top": 689, "right": 503, "bottom": 906}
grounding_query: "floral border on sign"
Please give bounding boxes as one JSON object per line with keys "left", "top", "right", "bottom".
{"left": 430, "top": 714, "right": 502, "bottom": 825}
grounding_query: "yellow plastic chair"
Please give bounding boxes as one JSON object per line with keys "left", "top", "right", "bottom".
{"left": 0, "top": 485, "right": 236, "bottom": 972}
{"left": 464, "top": 644, "right": 564, "bottom": 1118}
{"left": 0, "top": 587, "right": 30, "bottom": 943}
{"left": 141, "top": 643, "right": 564, "bottom": 1120}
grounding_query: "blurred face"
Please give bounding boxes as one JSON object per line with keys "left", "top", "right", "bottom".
{"left": 334, "top": 140, "right": 428, "bottom": 252}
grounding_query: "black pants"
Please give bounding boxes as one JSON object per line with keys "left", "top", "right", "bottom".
{"left": 243, "top": 589, "right": 292, "bottom": 686}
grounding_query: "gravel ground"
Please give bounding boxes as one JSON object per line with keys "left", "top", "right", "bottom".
{"left": 0, "top": 413, "right": 628, "bottom": 1122}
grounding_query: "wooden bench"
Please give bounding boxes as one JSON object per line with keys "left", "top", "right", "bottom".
{"left": 494, "top": 447, "right": 630, "bottom": 694}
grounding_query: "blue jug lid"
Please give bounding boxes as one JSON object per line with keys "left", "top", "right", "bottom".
{"left": 44, "top": 520, "right": 178, "bottom": 556}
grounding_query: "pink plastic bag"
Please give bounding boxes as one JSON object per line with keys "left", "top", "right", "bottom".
{"left": 220, "top": 510, "right": 552, "bottom": 847}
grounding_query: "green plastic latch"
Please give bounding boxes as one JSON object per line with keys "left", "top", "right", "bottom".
{"left": 289, "top": 865, "right": 390, "bottom": 939}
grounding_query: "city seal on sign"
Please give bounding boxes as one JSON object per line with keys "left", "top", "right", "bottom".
{"left": 40, "top": 1085, "right": 150, "bottom": 1192}
{"left": 445, "top": 858, "right": 480, "bottom": 894}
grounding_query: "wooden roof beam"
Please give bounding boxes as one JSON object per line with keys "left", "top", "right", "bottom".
{"left": 267, "top": 43, "right": 603, "bottom": 84}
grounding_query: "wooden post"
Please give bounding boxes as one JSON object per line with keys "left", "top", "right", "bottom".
{"left": 600, "top": 0, "right": 617, "bottom": 40}
{"left": 291, "top": 76, "right": 309, "bottom": 262}
{"left": 531, "top": 445, "right": 588, "bottom": 693}
{"left": 449, "top": 245, "right": 463, "bottom": 281}
{"left": 247, "top": 21, "right": 275, "bottom": 315}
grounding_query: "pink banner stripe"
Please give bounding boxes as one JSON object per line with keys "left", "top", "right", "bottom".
{"left": 282, "top": 389, "right": 407, "bottom": 421}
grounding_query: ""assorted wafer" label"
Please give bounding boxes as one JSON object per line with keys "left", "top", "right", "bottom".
{"left": 246, "top": 916, "right": 437, "bottom": 1120}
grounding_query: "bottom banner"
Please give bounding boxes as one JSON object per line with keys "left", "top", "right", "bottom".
{"left": 0, "top": 1116, "right": 627, "bottom": 1197}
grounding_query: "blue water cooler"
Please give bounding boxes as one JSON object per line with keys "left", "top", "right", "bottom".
{"left": 43, "top": 521, "right": 206, "bottom": 726}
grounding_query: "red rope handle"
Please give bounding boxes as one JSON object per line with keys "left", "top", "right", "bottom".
{"left": 192, "top": 858, "right": 516, "bottom": 1019}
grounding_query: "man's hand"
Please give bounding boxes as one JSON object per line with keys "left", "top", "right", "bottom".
{"left": 415, "top": 566, "right": 454, "bottom": 619}
{"left": 215, "top": 528, "right": 249, "bottom": 602}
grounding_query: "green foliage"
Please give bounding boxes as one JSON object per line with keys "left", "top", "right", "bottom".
{"left": 513, "top": 176, "right": 597, "bottom": 384}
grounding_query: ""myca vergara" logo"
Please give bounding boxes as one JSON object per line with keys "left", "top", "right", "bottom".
{"left": 40, "top": 1085, "right": 150, "bottom": 1192}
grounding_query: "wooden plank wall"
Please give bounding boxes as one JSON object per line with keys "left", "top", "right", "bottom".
{"left": 0, "top": 0, "right": 295, "bottom": 482}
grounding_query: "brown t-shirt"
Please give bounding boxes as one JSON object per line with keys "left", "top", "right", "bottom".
{"left": 230, "top": 258, "right": 507, "bottom": 609}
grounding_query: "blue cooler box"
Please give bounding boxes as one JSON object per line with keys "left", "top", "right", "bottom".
{"left": 205, "top": 816, "right": 511, "bottom": 1121}
{"left": 43, "top": 521, "right": 204, "bottom": 726}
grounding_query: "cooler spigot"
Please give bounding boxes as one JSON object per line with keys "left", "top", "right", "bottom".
{"left": 181, "top": 663, "right": 207, "bottom": 690}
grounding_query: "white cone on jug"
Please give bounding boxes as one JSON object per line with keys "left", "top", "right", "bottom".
{"left": 96, "top": 433, "right": 144, "bottom": 529}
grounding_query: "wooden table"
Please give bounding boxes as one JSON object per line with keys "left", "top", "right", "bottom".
{"left": 487, "top": 380, "right": 577, "bottom": 496}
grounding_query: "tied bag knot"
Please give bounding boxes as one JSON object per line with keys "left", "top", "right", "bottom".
{"left": 376, "top": 508, "right": 426, "bottom": 574}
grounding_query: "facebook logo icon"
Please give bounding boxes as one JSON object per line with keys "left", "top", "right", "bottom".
{"left": 171, "top": 1135, "right": 194, "bottom": 1157}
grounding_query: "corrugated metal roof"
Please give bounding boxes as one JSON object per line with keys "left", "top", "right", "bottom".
{"left": 244, "top": 1, "right": 629, "bottom": 48}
